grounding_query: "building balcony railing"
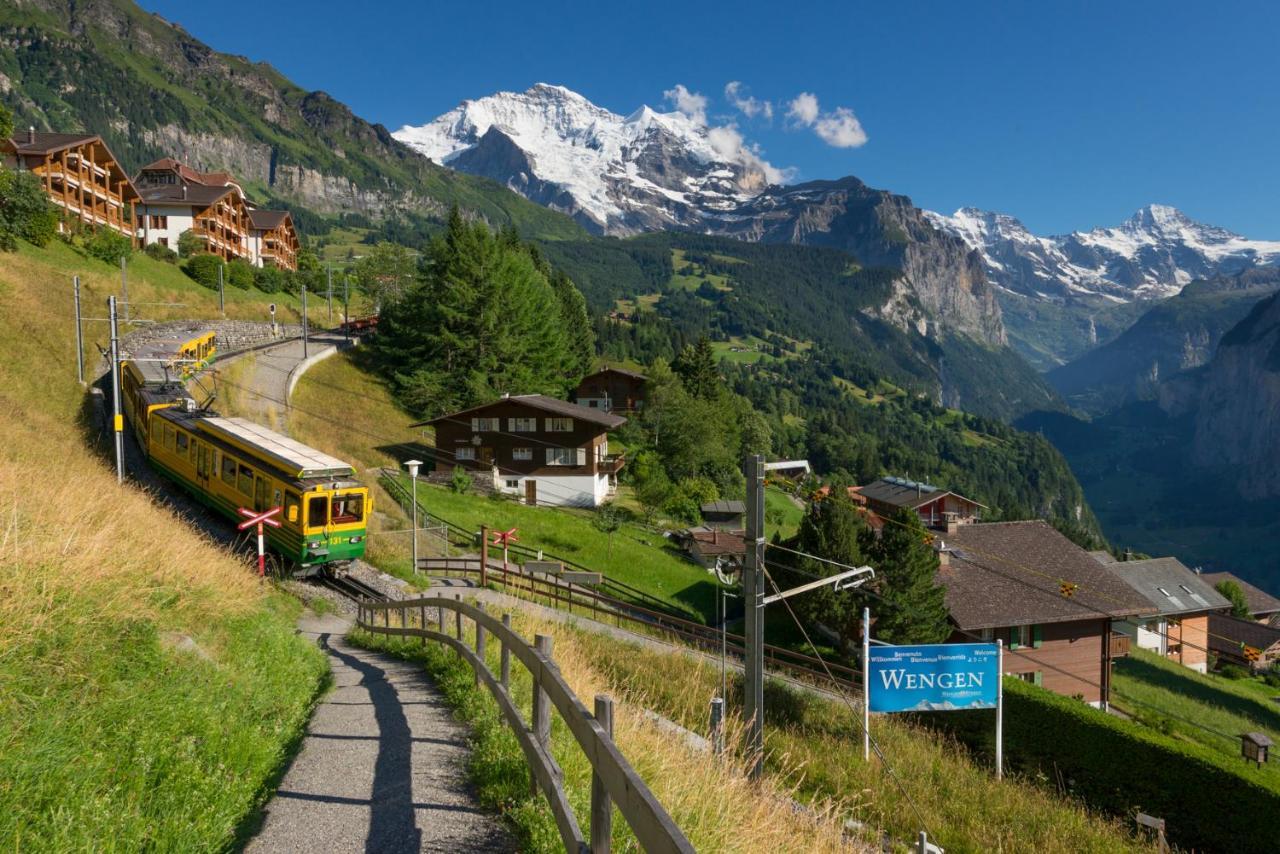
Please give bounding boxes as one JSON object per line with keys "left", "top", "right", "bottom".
{"left": 598, "top": 454, "right": 627, "bottom": 475}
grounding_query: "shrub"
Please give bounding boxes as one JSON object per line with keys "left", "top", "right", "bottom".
{"left": 183, "top": 253, "right": 222, "bottom": 290}
{"left": 1220, "top": 663, "right": 1250, "bottom": 680}
{"left": 0, "top": 169, "right": 58, "bottom": 250}
{"left": 449, "top": 466, "right": 473, "bottom": 495}
{"left": 143, "top": 242, "right": 178, "bottom": 263}
{"left": 83, "top": 228, "right": 133, "bottom": 265}
{"left": 226, "top": 258, "right": 254, "bottom": 290}
{"left": 1263, "top": 669, "right": 1280, "bottom": 689}
{"left": 663, "top": 476, "right": 719, "bottom": 524}
{"left": 254, "top": 265, "right": 285, "bottom": 293}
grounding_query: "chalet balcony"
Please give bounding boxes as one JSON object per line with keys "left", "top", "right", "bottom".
{"left": 598, "top": 453, "right": 626, "bottom": 476}
{"left": 1109, "top": 632, "right": 1132, "bottom": 658}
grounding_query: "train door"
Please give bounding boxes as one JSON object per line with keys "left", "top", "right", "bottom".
{"left": 196, "top": 444, "right": 210, "bottom": 489}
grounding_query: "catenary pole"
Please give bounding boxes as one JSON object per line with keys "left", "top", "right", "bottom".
{"left": 73, "top": 276, "right": 85, "bottom": 385}
{"left": 863, "top": 605, "right": 871, "bottom": 761}
{"left": 301, "top": 284, "right": 309, "bottom": 359}
{"left": 342, "top": 276, "right": 350, "bottom": 343}
{"left": 108, "top": 295, "right": 124, "bottom": 484}
{"left": 327, "top": 263, "right": 333, "bottom": 324}
{"left": 743, "top": 453, "right": 766, "bottom": 779}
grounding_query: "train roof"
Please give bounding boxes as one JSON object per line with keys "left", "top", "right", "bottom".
{"left": 124, "top": 328, "right": 216, "bottom": 383}
{"left": 196, "top": 416, "right": 355, "bottom": 480}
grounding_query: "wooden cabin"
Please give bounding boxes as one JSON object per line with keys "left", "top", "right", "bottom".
{"left": 573, "top": 367, "right": 647, "bottom": 413}
{"left": 412, "top": 394, "right": 627, "bottom": 508}
{"left": 937, "top": 521, "right": 1155, "bottom": 706}
{"left": 859, "top": 476, "right": 985, "bottom": 531}
{"left": 2, "top": 129, "right": 139, "bottom": 240}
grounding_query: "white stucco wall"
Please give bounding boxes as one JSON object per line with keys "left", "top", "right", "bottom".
{"left": 137, "top": 204, "right": 194, "bottom": 250}
{"left": 494, "top": 472, "right": 611, "bottom": 507}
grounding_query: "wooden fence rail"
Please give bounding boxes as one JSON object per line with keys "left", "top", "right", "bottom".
{"left": 357, "top": 595, "right": 693, "bottom": 854}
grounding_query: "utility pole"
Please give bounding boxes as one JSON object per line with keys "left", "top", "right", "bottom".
{"left": 301, "top": 284, "right": 309, "bottom": 359}
{"left": 73, "top": 276, "right": 85, "bottom": 385}
{"left": 342, "top": 275, "right": 350, "bottom": 344}
{"left": 108, "top": 295, "right": 124, "bottom": 484}
{"left": 326, "top": 263, "right": 333, "bottom": 324}
{"left": 120, "top": 256, "right": 129, "bottom": 323}
{"left": 743, "top": 453, "right": 766, "bottom": 780}
{"left": 218, "top": 263, "right": 225, "bottom": 316}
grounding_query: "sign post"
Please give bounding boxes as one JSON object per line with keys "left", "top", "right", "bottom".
{"left": 238, "top": 506, "right": 282, "bottom": 577}
{"left": 863, "top": 606, "right": 871, "bottom": 761}
{"left": 996, "top": 639, "right": 1004, "bottom": 780}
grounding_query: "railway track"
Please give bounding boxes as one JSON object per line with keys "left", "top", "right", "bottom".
{"left": 318, "top": 572, "right": 387, "bottom": 602}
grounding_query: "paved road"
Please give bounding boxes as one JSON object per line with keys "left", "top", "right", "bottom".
{"left": 226, "top": 332, "right": 347, "bottom": 426}
{"left": 245, "top": 613, "right": 514, "bottom": 853}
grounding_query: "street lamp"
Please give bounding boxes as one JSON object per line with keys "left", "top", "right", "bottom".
{"left": 405, "top": 459, "right": 423, "bottom": 575}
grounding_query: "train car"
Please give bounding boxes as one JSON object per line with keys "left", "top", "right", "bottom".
{"left": 121, "top": 328, "right": 217, "bottom": 439}
{"left": 146, "top": 407, "right": 370, "bottom": 572}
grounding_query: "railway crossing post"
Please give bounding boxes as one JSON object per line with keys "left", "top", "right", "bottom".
{"left": 73, "top": 276, "right": 84, "bottom": 385}
{"left": 108, "top": 295, "right": 124, "bottom": 484}
{"left": 237, "top": 506, "right": 282, "bottom": 577}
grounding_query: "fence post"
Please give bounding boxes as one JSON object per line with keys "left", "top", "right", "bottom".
{"left": 500, "top": 613, "right": 512, "bottom": 689}
{"left": 480, "top": 524, "right": 489, "bottom": 588}
{"left": 400, "top": 604, "right": 406, "bottom": 629}
{"left": 532, "top": 634, "right": 554, "bottom": 795}
{"left": 474, "top": 603, "right": 486, "bottom": 687}
{"left": 455, "top": 594, "right": 463, "bottom": 650}
{"left": 438, "top": 598, "right": 446, "bottom": 633}
{"left": 710, "top": 697, "right": 725, "bottom": 756}
{"left": 420, "top": 605, "right": 427, "bottom": 640}
{"left": 591, "top": 694, "right": 615, "bottom": 853}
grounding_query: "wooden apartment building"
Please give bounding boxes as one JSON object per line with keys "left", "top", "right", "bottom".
{"left": 859, "top": 476, "right": 985, "bottom": 531}
{"left": 2, "top": 129, "right": 139, "bottom": 239}
{"left": 573, "top": 367, "right": 647, "bottom": 413}
{"left": 414, "top": 394, "right": 627, "bottom": 508}
{"left": 248, "top": 209, "right": 299, "bottom": 271}
{"left": 937, "top": 521, "right": 1154, "bottom": 706}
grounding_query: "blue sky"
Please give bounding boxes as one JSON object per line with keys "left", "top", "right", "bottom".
{"left": 139, "top": 0, "right": 1280, "bottom": 236}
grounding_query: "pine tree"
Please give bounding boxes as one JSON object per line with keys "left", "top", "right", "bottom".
{"left": 0, "top": 102, "right": 12, "bottom": 142}
{"left": 674, "top": 336, "right": 721, "bottom": 400}
{"left": 786, "top": 495, "right": 867, "bottom": 644}
{"left": 1215, "top": 580, "right": 1252, "bottom": 619}
{"left": 859, "top": 509, "right": 951, "bottom": 644}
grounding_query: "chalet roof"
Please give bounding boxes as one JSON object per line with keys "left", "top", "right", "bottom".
{"left": 938, "top": 521, "right": 1156, "bottom": 630}
{"left": 701, "top": 500, "right": 745, "bottom": 516}
{"left": 249, "top": 209, "right": 291, "bottom": 229}
{"left": 412, "top": 394, "right": 627, "bottom": 430}
{"left": 137, "top": 158, "right": 238, "bottom": 188}
{"left": 859, "top": 477, "right": 987, "bottom": 511}
{"left": 1103, "top": 557, "right": 1231, "bottom": 617}
{"left": 1208, "top": 613, "right": 1280, "bottom": 655}
{"left": 6, "top": 131, "right": 99, "bottom": 156}
{"left": 137, "top": 183, "right": 239, "bottom": 207}
{"left": 686, "top": 528, "right": 746, "bottom": 557}
{"left": 1200, "top": 572, "right": 1280, "bottom": 617}
{"left": 1089, "top": 550, "right": 1116, "bottom": 564}
{"left": 581, "top": 366, "right": 647, "bottom": 382}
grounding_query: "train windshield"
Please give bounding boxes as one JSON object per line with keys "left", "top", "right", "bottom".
{"left": 332, "top": 492, "right": 365, "bottom": 524}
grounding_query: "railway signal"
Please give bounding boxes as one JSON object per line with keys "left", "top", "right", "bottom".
{"left": 491, "top": 527, "right": 519, "bottom": 575}
{"left": 238, "top": 506, "right": 282, "bottom": 577}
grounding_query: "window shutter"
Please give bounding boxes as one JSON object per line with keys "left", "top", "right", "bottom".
{"left": 546, "top": 448, "right": 556, "bottom": 465}
{"left": 577, "top": 447, "right": 587, "bottom": 466}
{"left": 471, "top": 417, "right": 479, "bottom": 431}
{"left": 1032, "top": 671, "right": 1043, "bottom": 687}
{"left": 1032, "top": 625, "right": 1043, "bottom": 649}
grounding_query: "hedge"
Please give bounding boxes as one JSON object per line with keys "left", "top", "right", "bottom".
{"left": 926, "top": 678, "right": 1280, "bottom": 852}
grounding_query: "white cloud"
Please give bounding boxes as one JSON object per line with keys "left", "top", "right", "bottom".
{"left": 813, "top": 107, "right": 868, "bottom": 148}
{"left": 786, "top": 91, "right": 867, "bottom": 148}
{"left": 724, "top": 81, "right": 773, "bottom": 120}
{"left": 786, "top": 92, "right": 820, "bottom": 126}
{"left": 663, "top": 83, "right": 708, "bottom": 126}
{"left": 706, "top": 123, "right": 794, "bottom": 184}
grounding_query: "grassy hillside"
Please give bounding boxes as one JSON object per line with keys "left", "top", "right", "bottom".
{"left": 0, "top": 238, "right": 326, "bottom": 848}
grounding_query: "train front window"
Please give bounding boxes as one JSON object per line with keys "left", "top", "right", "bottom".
{"left": 332, "top": 493, "right": 364, "bottom": 524}
{"left": 307, "top": 495, "right": 328, "bottom": 528}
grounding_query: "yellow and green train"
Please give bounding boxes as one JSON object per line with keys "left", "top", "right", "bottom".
{"left": 122, "top": 329, "right": 370, "bottom": 573}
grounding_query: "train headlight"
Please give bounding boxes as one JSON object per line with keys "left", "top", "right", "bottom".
{"left": 349, "top": 536, "right": 364, "bottom": 543}
{"left": 307, "top": 541, "right": 322, "bottom": 549}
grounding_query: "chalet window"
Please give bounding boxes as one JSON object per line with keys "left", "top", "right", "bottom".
{"left": 512, "top": 448, "right": 533, "bottom": 461}
{"left": 1010, "top": 625, "right": 1042, "bottom": 650}
{"left": 509, "top": 417, "right": 538, "bottom": 432}
{"left": 979, "top": 627, "right": 994, "bottom": 642}
{"left": 546, "top": 417, "right": 573, "bottom": 432}
{"left": 505, "top": 479, "right": 520, "bottom": 490}
{"left": 546, "top": 447, "right": 580, "bottom": 466}
{"left": 455, "top": 446, "right": 476, "bottom": 461}
{"left": 471, "top": 417, "right": 500, "bottom": 432}
{"left": 149, "top": 215, "right": 168, "bottom": 229}
{"left": 1015, "top": 671, "right": 1044, "bottom": 687}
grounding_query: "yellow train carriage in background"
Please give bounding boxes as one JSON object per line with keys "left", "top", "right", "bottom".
{"left": 121, "top": 328, "right": 217, "bottom": 439}
{"left": 146, "top": 408, "right": 371, "bottom": 571}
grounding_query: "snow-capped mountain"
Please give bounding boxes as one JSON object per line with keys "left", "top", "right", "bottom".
{"left": 394, "top": 83, "right": 772, "bottom": 235}
{"left": 926, "top": 204, "right": 1280, "bottom": 303}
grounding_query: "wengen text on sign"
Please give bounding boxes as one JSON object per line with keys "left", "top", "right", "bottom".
{"left": 868, "top": 643, "right": 999, "bottom": 713}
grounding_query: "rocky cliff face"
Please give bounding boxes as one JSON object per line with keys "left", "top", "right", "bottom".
{"left": 712, "top": 178, "right": 1006, "bottom": 346}
{"left": 1181, "top": 293, "right": 1280, "bottom": 499}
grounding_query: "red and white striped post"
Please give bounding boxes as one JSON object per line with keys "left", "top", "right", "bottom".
{"left": 238, "top": 506, "right": 282, "bottom": 577}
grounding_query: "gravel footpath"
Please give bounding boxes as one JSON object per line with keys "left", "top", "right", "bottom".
{"left": 244, "top": 612, "right": 514, "bottom": 853}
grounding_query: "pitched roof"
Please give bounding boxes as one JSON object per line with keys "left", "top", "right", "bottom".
{"left": 859, "top": 477, "right": 986, "bottom": 511}
{"left": 6, "top": 131, "right": 99, "bottom": 156}
{"left": 137, "top": 183, "right": 239, "bottom": 206}
{"left": 581, "top": 366, "right": 647, "bottom": 382}
{"left": 137, "top": 158, "right": 239, "bottom": 188}
{"left": 249, "top": 209, "right": 291, "bottom": 229}
{"left": 411, "top": 394, "right": 627, "bottom": 430}
{"left": 938, "top": 521, "right": 1156, "bottom": 630}
{"left": 1200, "top": 572, "right": 1280, "bottom": 617}
{"left": 686, "top": 528, "right": 745, "bottom": 557}
{"left": 1102, "top": 557, "right": 1231, "bottom": 616}
{"left": 1208, "top": 613, "right": 1280, "bottom": 656}
{"left": 701, "top": 500, "right": 745, "bottom": 515}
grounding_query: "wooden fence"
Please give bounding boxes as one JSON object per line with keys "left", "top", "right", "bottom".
{"left": 357, "top": 595, "right": 693, "bottom": 854}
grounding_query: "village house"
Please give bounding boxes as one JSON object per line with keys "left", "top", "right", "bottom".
{"left": 936, "top": 521, "right": 1155, "bottom": 706}
{"left": 2, "top": 128, "right": 139, "bottom": 240}
{"left": 413, "top": 394, "right": 626, "bottom": 508}
{"left": 700, "top": 500, "right": 745, "bottom": 531}
{"left": 1200, "top": 571, "right": 1280, "bottom": 627}
{"left": 1209, "top": 615, "right": 1280, "bottom": 672}
{"left": 572, "top": 367, "right": 647, "bottom": 413}
{"left": 1094, "top": 554, "right": 1230, "bottom": 673}
{"left": 681, "top": 527, "right": 746, "bottom": 570}
{"left": 133, "top": 158, "right": 299, "bottom": 270}
{"left": 859, "top": 476, "right": 984, "bottom": 531}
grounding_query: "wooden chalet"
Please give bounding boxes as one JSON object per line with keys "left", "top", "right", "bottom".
{"left": 859, "top": 476, "right": 985, "bottom": 532}
{"left": 248, "top": 209, "right": 299, "bottom": 271}
{"left": 681, "top": 527, "right": 745, "bottom": 569}
{"left": 412, "top": 394, "right": 626, "bottom": 508}
{"left": 700, "top": 500, "right": 745, "bottom": 531}
{"left": 2, "top": 128, "right": 139, "bottom": 239}
{"left": 1209, "top": 614, "right": 1280, "bottom": 672}
{"left": 1095, "top": 554, "right": 1230, "bottom": 673}
{"left": 1200, "top": 571, "right": 1280, "bottom": 626}
{"left": 573, "top": 367, "right": 647, "bottom": 413}
{"left": 937, "top": 521, "right": 1155, "bottom": 706}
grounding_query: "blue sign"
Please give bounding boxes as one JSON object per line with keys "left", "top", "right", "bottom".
{"left": 868, "top": 643, "right": 999, "bottom": 712}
